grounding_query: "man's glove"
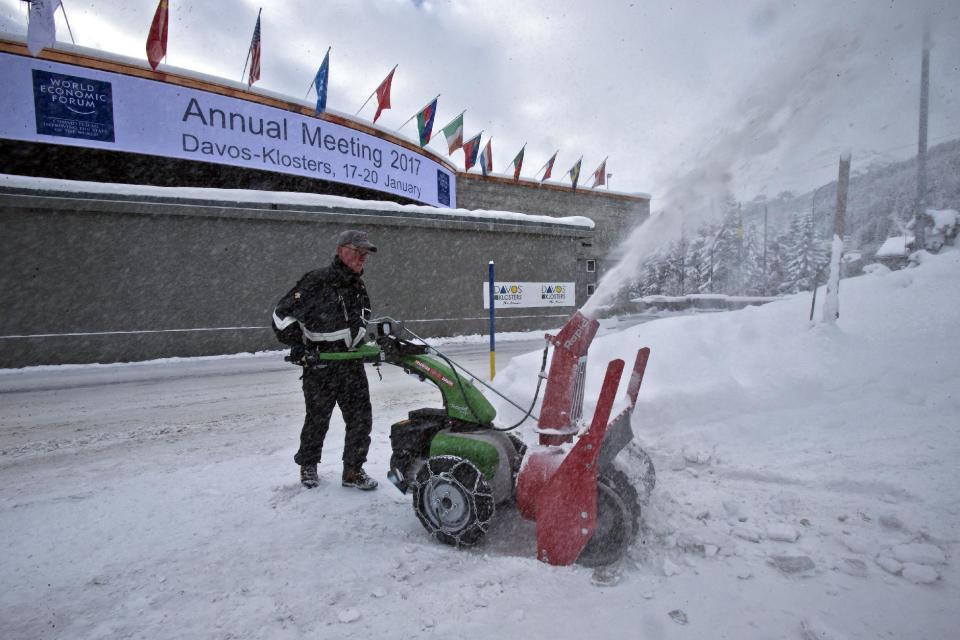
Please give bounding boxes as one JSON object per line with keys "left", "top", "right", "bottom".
{"left": 349, "top": 327, "right": 367, "bottom": 350}
{"left": 285, "top": 344, "right": 306, "bottom": 365}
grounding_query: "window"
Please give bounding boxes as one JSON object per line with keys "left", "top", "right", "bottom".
{"left": 586, "top": 259, "right": 596, "bottom": 273}
{"left": 587, "top": 284, "right": 596, "bottom": 296}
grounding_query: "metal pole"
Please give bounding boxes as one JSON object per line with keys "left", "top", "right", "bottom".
{"left": 914, "top": 23, "right": 931, "bottom": 251}
{"left": 58, "top": 1, "right": 76, "bottom": 45}
{"left": 488, "top": 261, "right": 496, "bottom": 380}
{"left": 737, "top": 202, "right": 744, "bottom": 296}
{"left": 821, "top": 154, "right": 850, "bottom": 323}
{"left": 762, "top": 204, "right": 769, "bottom": 296}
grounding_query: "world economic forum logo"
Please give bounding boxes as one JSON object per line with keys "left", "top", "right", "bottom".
{"left": 436, "top": 170, "right": 450, "bottom": 206}
{"left": 32, "top": 69, "right": 115, "bottom": 142}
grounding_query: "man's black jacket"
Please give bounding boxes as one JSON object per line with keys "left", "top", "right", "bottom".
{"left": 272, "top": 256, "right": 371, "bottom": 353}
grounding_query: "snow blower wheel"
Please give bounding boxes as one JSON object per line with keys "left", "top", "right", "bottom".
{"left": 575, "top": 469, "right": 641, "bottom": 567}
{"left": 412, "top": 455, "right": 495, "bottom": 547}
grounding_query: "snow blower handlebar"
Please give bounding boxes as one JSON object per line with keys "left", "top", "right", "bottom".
{"left": 369, "top": 317, "right": 544, "bottom": 423}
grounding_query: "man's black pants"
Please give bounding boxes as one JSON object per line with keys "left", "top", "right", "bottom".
{"left": 293, "top": 360, "right": 372, "bottom": 470}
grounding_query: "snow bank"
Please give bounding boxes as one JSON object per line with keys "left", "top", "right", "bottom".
{"left": 491, "top": 248, "right": 960, "bottom": 638}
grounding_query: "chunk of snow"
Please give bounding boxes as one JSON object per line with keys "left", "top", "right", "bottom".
{"left": 337, "top": 608, "right": 361, "bottom": 623}
{"left": 732, "top": 526, "right": 761, "bottom": 543}
{"left": 874, "top": 555, "right": 903, "bottom": 575}
{"left": 901, "top": 563, "right": 939, "bottom": 584}
{"left": 766, "top": 524, "right": 799, "bottom": 542}
{"left": 769, "top": 555, "right": 816, "bottom": 574}
{"left": 891, "top": 543, "right": 946, "bottom": 565}
{"left": 835, "top": 558, "right": 869, "bottom": 578}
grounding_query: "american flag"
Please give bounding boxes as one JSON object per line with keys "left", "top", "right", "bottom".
{"left": 247, "top": 13, "right": 261, "bottom": 87}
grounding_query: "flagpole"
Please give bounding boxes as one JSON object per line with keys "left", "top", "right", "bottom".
{"left": 396, "top": 93, "right": 441, "bottom": 133}
{"left": 58, "top": 1, "right": 76, "bottom": 45}
{"left": 304, "top": 46, "right": 331, "bottom": 99}
{"left": 240, "top": 8, "right": 262, "bottom": 85}
{"left": 356, "top": 64, "right": 397, "bottom": 116}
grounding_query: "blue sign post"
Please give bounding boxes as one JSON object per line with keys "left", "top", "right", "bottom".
{"left": 488, "top": 260, "right": 496, "bottom": 380}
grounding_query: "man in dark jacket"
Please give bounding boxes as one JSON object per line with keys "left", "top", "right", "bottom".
{"left": 272, "top": 230, "right": 379, "bottom": 490}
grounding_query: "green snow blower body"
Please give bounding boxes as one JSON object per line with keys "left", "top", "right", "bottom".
{"left": 367, "top": 320, "right": 525, "bottom": 547}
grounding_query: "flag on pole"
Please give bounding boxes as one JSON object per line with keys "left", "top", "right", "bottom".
{"left": 439, "top": 112, "right": 464, "bottom": 155}
{"left": 415, "top": 97, "right": 438, "bottom": 147}
{"left": 27, "top": 0, "right": 58, "bottom": 56}
{"left": 146, "top": 0, "right": 169, "bottom": 71}
{"left": 373, "top": 67, "right": 395, "bottom": 123}
{"left": 541, "top": 150, "right": 558, "bottom": 182}
{"left": 511, "top": 145, "right": 526, "bottom": 181}
{"left": 568, "top": 157, "right": 583, "bottom": 190}
{"left": 313, "top": 48, "right": 330, "bottom": 114}
{"left": 591, "top": 158, "right": 607, "bottom": 188}
{"left": 462, "top": 132, "right": 483, "bottom": 171}
{"left": 246, "top": 12, "right": 262, "bottom": 87}
{"left": 479, "top": 139, "right": 493, "bottom": 176}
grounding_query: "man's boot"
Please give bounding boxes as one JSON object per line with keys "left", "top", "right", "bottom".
{"left": 342, "top": 467, "right": 378, "bottom": 491}
{"left": 300, "top": 464, "right": 320, "bottom": 489}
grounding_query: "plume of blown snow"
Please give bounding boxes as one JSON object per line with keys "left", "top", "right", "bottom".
{"left": 583, "top": 3, "right": 943, "bottom": 315}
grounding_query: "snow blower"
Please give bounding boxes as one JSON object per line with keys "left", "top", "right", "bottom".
{"left": 365, "top": 312, "right": 654, "bottom": 567}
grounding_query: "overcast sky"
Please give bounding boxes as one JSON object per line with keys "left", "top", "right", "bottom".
{"left": 1, "top": 0, "right": 958, "bottom": 208}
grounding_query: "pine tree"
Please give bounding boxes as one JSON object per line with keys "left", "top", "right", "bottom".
{"left": 783, "top": 211, "right": 828, "bottom": 292}
{"left": 740, "top": 224, "right": 766, "bottom": 296}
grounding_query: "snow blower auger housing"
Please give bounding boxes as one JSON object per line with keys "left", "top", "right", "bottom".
{"left": 367, "top": 314, "right": 653, "bottom": 566}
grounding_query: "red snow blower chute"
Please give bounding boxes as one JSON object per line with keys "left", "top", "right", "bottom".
{"left": 516, "top": 312, "right": 651, "bottom": 566}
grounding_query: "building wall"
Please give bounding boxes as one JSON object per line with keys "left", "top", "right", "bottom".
{"left": 0, "top": 187, "right": 589, "bottom": 367}
{"left": 456, "top": 174, "right": 650, "bottom": 306}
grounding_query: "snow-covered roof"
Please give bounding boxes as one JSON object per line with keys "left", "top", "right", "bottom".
{"left": 876, "top": 235, "right": 910, "bottom": 257}
{"left": 0, "top": 174, "right": 595, "bottom": 230}
{"left": 929, "top": 208, "right": 959, "bottom": 234}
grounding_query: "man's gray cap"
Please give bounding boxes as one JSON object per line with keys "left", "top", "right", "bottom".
{"left": 336, "top": 230, "right": 377, "bottom": 252}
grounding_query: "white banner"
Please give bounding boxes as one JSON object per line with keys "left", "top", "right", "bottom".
{"left": 0, "top": 52, "right": 456, "bottom": 208}
{"left": 482, "top": 282, "right": 576, "bottom": 309}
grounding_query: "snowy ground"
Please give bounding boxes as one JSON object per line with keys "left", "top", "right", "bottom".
{"left": 2, "top": 252, "right": 958, "bottom": 639}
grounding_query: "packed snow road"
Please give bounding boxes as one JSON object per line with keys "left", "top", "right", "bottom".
{"left": 1, "top": 264, "right": 958, "bottom": 640}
